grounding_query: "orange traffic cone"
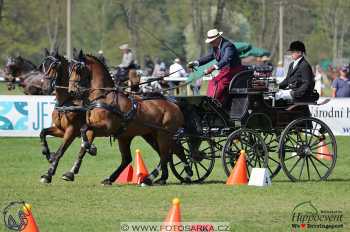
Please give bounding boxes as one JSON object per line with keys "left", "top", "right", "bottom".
{"left": 22, "top": 203, "right": 39, "bottom": 232}
{"left": 131, "top": 149, "right": 149, "bottom": 185}
{"left": 162, "top": 198, "right": 181, "bottom": 232}
{"left": 317, "top": 141, "right": 332, "bottom": 161}
{"left": 115, "top": 164, "right": 134, "bottom": 184}
{"left": 226, "top": 150, "right": 248, "bottom": 185}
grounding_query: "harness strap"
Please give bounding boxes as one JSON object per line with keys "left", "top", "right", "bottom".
{"left": 88, "top": 96, "right": 138, "bottom": 121}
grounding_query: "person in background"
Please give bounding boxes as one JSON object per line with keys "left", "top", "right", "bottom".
{"left": 152, "top": 58, "right": 162, "bottom": 77}
{"left": 331, "top": 65, "right": 350, "bottom": 97}
{"left": 118, "top": 44, "right": 135, "bottom": 69}
{"left": 187, "top": 29, "right": 243, "bottom": 104}
{"left": 275, "top": 61, "right": 285, "bottom": 78}
{"left": 143, "top": 55, "right": 154, "bottom": 76}
{"left": 113, "top": 44, "right": 136, "bottom": 85}
{"left": 314, "top": 65, "right": 323, "bottom": 96}
{"left": 168, "top": 58, "right": 187, "bottom": 95}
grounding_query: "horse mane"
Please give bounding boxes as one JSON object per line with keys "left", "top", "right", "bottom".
{"left": 85, "top": 54, "right": 111, "bottom": 79}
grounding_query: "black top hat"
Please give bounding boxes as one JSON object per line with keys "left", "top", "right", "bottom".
{"left": 288, "top": 41, "right": 306, "bottom": 53}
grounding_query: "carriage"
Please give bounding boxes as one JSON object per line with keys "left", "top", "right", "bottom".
{"left": 169, "top": 66, "right": 337, "bottom": 183}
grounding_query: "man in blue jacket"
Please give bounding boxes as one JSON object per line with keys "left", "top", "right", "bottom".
{"left": 188, "top": 29, "right": 244, "bottom": 103}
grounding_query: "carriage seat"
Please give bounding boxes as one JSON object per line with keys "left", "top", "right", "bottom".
{"left": 225, "top": 69, "right": 254, "bottom": 121}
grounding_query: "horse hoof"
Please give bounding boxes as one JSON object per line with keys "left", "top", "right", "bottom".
{"left": 141, "top": 178, "right": 153, "bottom": 186}
{"left": 101, "top": 178, "right": 112, "bottom": 186}
{"left": 62, "top": 172, "right": 74, "bottom": 181}
{"left": 40, "top": 174, "right": 52, "bottom": 184}
{"left": 183, "top": 177, "right": 192, "bottom": 184}
{"left": 88, "top": 145, "right": 97, "bottom": 156}
{"left": 184, "top": 167, "right": 193, "bottom": 177}
{"left": 154, "top": 179, "right": 166, "bottom": 185}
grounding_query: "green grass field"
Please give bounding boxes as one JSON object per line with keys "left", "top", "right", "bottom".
{"left": 0, "top": 82, "right": 23, "bottom": 95}
{"left": 0, "top": 136, "right": 349, "bottom": 232}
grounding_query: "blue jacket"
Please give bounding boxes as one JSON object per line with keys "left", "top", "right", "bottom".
{"left": 197, "top": 38, "right": 241, "bottom": 69}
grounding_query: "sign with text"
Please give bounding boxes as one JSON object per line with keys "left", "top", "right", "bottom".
{"left": 0, "top": 95, "right": 55, "bottom": 136}
{"left": 310, "top": 98, "right": 350, "bottom": 136}
{"left": 0, "top": 96, "right": 349, "bottom": 136}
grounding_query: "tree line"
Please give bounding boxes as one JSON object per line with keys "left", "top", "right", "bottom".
{"left": 0, "top": 0, "right": 349, "bottom": 68}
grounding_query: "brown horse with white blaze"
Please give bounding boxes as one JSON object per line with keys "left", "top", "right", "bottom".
{"left": 68, "top": 50, "right": 192, "bottom": 185}
{"left": 39, "top": 49, "right": 95, "bottom": 184}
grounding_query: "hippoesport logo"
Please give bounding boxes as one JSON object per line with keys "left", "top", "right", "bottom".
{"left": 2, "top": 201, "right": 29, "bottom": 231}
{"left": 291, "top": 201, "right": 343, "bottom": 230}
{"left": 0, "top": 101, "right": 28, "bottom": 130}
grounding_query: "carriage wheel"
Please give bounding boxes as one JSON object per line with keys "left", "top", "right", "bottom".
{"left": 279, "top": 117, "right": 337, "bottom": 181}
{"left": 260, "top": 131, "right": 282, "bottom": 178}
{"left": 222, "top": 129, "right": 268, "bottom": 177}
{"left": 170, "top": 138, "right": 215, "bottom": 183}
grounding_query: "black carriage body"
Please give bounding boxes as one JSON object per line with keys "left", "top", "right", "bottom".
{"left": 175, "top": 96, "right": 234, "bottom": 138}
{"left": 228, "top": 66, "right": 311, "bottom": 131}
{"left": 170, "top": 65, "right": 336, "bottom": 183}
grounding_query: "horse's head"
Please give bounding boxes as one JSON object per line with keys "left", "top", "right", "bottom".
{"left": 5, "top": 56, "right": 36, "bottom": 90}
{"left": 68, "top": 50, "right": 91, "bottom": 98}
{"left": 41, "top": 48, "right": 68, "bottom": 95}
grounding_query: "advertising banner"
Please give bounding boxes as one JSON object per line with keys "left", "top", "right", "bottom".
{"left": 0, "top": 96, "right": 349, "bottom": 136}
{"left": 0, "top": 95, "right": 55, "bottom": 136}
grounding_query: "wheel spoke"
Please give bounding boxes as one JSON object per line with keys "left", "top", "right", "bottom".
{"left": 284, "top": 154, "right": 299, "bottom": 161}
{"left": 194, "top": 162, "right": 200, "bottom": 180}
{"left": 268, "top": 156, "right": 280, "bottom": 164}
{"left": 298, "top": 158, "right": 306, "bottom": 180}
{"left": 310, "top": 155, "right": 330, "bottom": 169}
{"left": 311, "top": 141, "right": 332, "bottom": 150}
{"left": 309, "top": 156, "right": 322, "bottom": 179}
{"left": 198, "top": 161, "right": 209, "bottom": 173}
{"left": 306, "top": 157, "right": 310, "bottom": 180}
{"left": 288, "top": 157, "right": 302, "bottom": 174}
{"left": 179, "top": 167, "right": 185, "bottom": 176}
{"left": 173, "top": 160, "right": 183, "bottom": 167}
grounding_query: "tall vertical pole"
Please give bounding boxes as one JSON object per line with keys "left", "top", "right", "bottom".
{"left": 279, "top": 1, "right": 284, "bottom": 64}
{"left": 66, "top": 0, "right": 72, "bottom": 59}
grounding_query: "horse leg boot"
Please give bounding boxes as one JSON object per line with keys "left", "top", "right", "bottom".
{"left": 62, "top": 131, "right": 95, "bottom": 181}
{"left": 40, "top": 127, "right": 64, "bottom": 163}
{"left": 101, "top": 137, "right": 133, "bottom": 185}
{"left": 40, "top": 128, "right": 75, "bottom": 184}
{"left": 80, "top": 124, "right": 97, "bottom": 156}
{"left": 154, "top": 158, "right": 169, "bottom": 185}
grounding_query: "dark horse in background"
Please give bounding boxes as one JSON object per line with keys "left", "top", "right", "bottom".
{"left": 39, "top": 49, "right": 95, "bottom": 184}
{"left": 4, "top": 56, "right": 45, "bottom": 94}
{"left": 67, "top": 50, "right": 193, "bottom": 185}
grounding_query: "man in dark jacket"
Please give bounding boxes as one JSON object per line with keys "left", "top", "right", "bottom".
{"left": 277, "top": 41, "right": 316, "bottom": 101}
{"left": 188, "top": 29, "right": 244, "bottom": 104}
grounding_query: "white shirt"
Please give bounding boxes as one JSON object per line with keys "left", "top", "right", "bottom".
{"left": 119, "top": 51, "right": 134, "bottom": 68}
{"left": 169, "top": 62, "right": 186, "bottom": 79}
{"left": 292, "top": 56, "right": 303, "bottom": 69}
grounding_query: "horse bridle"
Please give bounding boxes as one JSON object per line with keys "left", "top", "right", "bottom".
{"left": 69, "top": 59, "right": 92, "bottom": 96}
{"left": 41, "top": 56, "right": 62, "bottom": 91}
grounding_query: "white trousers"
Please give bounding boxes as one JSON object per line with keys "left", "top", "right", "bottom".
{"left": 275, "top": 89, "right": 293, "bottom": 100}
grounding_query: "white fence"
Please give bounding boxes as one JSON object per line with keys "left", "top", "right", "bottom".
{"left": 0, "top": 95, "right": 349, "bottom": 136}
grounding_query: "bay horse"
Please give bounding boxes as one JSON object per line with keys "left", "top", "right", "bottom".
{"left": 39, "top": 49, "right": 95, "bottom": 184}
{"left": 68, "top": 50, "right": 192, "bottom": 185}
{"left": 4, "top": 56, "right": 44, "bottom": 94}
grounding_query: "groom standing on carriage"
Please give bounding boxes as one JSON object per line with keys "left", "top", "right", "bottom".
{"left": 188, "top": 29, "right": 244, "bottom": 105}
